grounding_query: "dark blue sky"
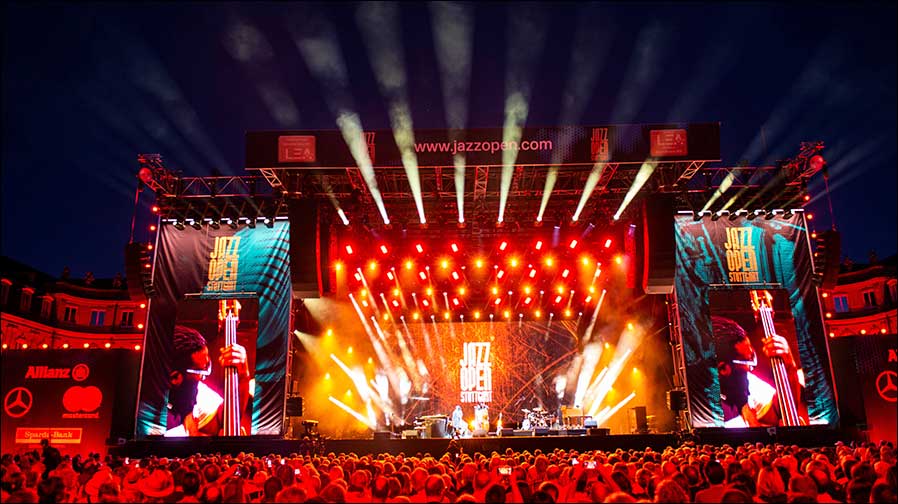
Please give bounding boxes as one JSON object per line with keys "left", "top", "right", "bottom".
{"left": 3, "top": 2, "right": 895, "bottom": 279}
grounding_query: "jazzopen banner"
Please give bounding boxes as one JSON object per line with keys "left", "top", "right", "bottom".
{"left": 674, "top": 214, "right": 838, "bottom": 428}
{"left": 1, "top": 350, "right": 139, "bottom": 456}
{"left": 136, "top": 221, "right": 291, "bottom": 437}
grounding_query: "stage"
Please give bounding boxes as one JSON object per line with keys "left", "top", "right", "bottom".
{"left": 110, "top": 426, "right": 850, "bottom": 459}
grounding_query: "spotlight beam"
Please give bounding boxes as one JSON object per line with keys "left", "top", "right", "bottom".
{"left": 613, "top": 161, "right": 657, "bottom": 220}
{"left": 572, "top": 163, "right": 607, "bottom": 221}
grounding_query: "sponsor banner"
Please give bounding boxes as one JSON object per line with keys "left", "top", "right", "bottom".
{"left": 246, "top": 123, "right": 721, "bottom": 169}
{"left": 674, "top": 215, "right": 838, "bottom": 428}
{"left": 136, "top": 222, "right": 291, "bottom": 438}
{"left": 1, "top": 350, "right": 138, "bottom": 456}
{"left": 829, "top": 336, "right": 897, "bottom": 445}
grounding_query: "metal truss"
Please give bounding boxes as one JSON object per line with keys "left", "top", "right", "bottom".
{"left": 141, "top": 141, "right": 821, "bottom": 226}
{"left": 666, "top": 291, "right": 693, "bottom": 434}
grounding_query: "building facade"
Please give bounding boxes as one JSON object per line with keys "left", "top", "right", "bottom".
{"left": 1, "top": 257, "right": 146, "bottom": 350}
{"left": 822, "top": 255, "right": 897, "bottom": 337}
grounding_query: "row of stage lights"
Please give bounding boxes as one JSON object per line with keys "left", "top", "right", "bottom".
{"left": 337, "top": 235, "right": 623, "bottom": 321}
{"left": 1, "top": 343, "right": 142, "bottom": 350}
{"left": 685, "top": 208, "right": 810, "bottom": 221}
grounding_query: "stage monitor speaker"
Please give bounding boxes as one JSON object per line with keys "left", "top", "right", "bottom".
{"left": 288, "top": 199, "right": 323, "bottom": 298}
{"left": 629, "top": 406, "right": 648, "bottom": 434}
{"left": 642, "top": 195, "right": 676, "bottom": 294}
{"left": 588, "top": 428, "right": 610, "bottom": 436}
{"left": 498, "top": 428, "right": 515, "bottom": 437}
{"left": 667, "top": 390, "right": 688, "bottom": 412}
{"left": 373, "top": 431, "right": 393, "bottom": 442}
{"left": 566, "top": 428, "right": 587, "bottom": 436}
{"left": 285, "top": 396, "right": 303, "bottom": 417}
{"left": 513, "top": 429, "right": 534, "bottom": 437}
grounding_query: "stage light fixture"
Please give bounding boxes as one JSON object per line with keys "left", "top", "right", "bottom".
{"left": 562, "top": 269, "right": 570, "bottom": 278}
{"left": 451, "top": 243, "right": 459, "bottom": 253}
{"left": 499, "top": 241, "right": 508, "bottom": 251}
{"left": 209, "top": 219, "right": 220, "bottom": 230}
{"left": 713, "top": 210, "right": 730, "bottom": 221}
{"left": 380, "top": 245, "right": 389, "bottom": 254}
{"left": 227, "top": 218, "right": 238, "bottom": 229}
{"left": 569, "top": 239, "right": 578, "bottom": 249}
{"left": 535, "top": 240, "right": 543, "bottom": 250}
{"left": 247, "top": 217, "right": 256, "bottom": 229}
{"left": 416, "top": 244, "right": 424, "bottom": 253}
{"left": 173, "top": 219, "right": 185, "bottom": 230}
{"left": 189, "top": 219, "right": 202, "bottom": 230}
{"left": 264, "top": 217, "right": 274, "bottom": 229}
{"left": 62, "top": 343, "right": 69, "bottom": 349}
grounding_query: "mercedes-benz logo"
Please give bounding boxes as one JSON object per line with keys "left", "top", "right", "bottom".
{"left": 876, "top": 370, "right": 897, "bottom": 403}
{"left": 4, "top": 387, "right": 33, "bottom": 418}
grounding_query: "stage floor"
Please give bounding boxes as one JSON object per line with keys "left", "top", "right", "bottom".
{"left": 111, "top": 426, "right": 849, "bottom": 459}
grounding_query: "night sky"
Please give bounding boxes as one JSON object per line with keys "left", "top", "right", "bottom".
{"left": 2, "top": 2, "right": 895, "bottom": 279}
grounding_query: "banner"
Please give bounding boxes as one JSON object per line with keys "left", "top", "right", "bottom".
{"left": 674, "top": 214, "right": 838, "bottom": 428}
{"left": 135, "top": 222, "right": 291, "bottom": 437}
{"left": 1, "top": 350, "right": 139, "bottom": 456}
{"left": 829, "top": 335, "right": 897, "bottom": 444}
{"left": 246, "top": 123, "right": 721, "bottom": 169}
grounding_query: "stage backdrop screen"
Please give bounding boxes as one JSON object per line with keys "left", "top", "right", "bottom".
{"left": 674, "top": 214, "right": 838, "bottom": 428}
{"left": 136, "top": 222, "right": 291, "bottom": 437}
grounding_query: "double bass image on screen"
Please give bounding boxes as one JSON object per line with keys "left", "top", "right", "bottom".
{"left": 164, "top": 298, "right": 258, "bottom": 437}
{"left": 709, "top": 289, "right": 809, "bottom": 428}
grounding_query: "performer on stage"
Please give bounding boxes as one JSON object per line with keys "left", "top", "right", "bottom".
{"left": 165, "top": 325, "right": 250, "bottom": 436}
{"left": 713, "top": 315, "right": 806, "bottom": 427}
{"left": 449, "top": 404, "right": 468, "bottom": 438}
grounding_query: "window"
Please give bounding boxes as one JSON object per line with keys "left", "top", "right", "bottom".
{"left": 64, "top": 306, "right": 78, "bottom": 323}
{"left": 89, "top": 310, "right": 106, "bottom": 327}
{"left": 863, "top": 290, "right": 878, "bottom": 308}
{"left": 40, "top": 297, "right": 53, "bottom": 319}
{"left": 833, "top": 295, "right": 850, "bottom": 313}
{"left": 0, "top": 279, "right": 10, "bottom": 305}
{"left": 120, "top": 311, "right": 134, "bottom": 327}
{"left": 20, "top": 289, "right": 33, "bottom": 312}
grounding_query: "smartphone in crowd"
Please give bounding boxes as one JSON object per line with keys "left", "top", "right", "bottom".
{"left": 586, "top": 461, "right": 597, "bottom": 469}
{"left": 571, "top": 458, "right": 579, "bottom": 465}
{"left": 498, "top": 466, "right": 511, "bottom": 476}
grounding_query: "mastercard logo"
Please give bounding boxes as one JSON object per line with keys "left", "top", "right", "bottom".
{"left": 62, "top": 386, "right": 102, "bottom": 412}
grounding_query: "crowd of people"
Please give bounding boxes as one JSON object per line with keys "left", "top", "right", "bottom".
{"left": 1, "top": 438, "right": 895, "bottom": 503}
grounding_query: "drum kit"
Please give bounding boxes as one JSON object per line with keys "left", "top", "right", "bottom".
{"left": 520, "top": 406, "right": 555, "bottom": 430}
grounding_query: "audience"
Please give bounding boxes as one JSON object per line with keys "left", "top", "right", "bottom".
{"left": 1, "top": 440, "right": 895, "bottom": 503}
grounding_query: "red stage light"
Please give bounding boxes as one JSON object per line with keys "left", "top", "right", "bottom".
{"left": 473, "top": 311, "right": 481, "bottom": 320}
{"left": 380, "top": 245, "right": 389, "bottom": 254}
{"left": 335, "top": 262, "right": 343, "bottom": 272}
{"left": 42, "top": 343, "right": 49, "bottom": 349}
{"left": 144, "top": 263, "right": 151, "bottom": 269}
{"left": 405, "top": 260, "right": 414, "bottom": 270}
{"left": 361, "top": 300, "right": 369, "bottom": 307}
{"left": 137, "top": 323, "right": 144, "bottom": 330}
{"left": 425, "top": 287, "right": 434, "bottom": 296}
{"left": 804, "top": 194, "right": 811, "bottom": 201}
{"left": 368, "top": 261, "right": 377, "bottom": 271}
{"left": 104, "top": 342, "right": 112, "bottom": 349}
{"left": 475, "top": 259, "right": 484, "bottom": 269}
{"left": 458, "top": 287, "right": 466, "bottom": 295}
{"left": 422, "top": 299, "right": 430, "bottom": 307}
{"left": 562, "top": 269, "right": 570, "bottom": 278}
{"left": 614, "top": 255, "right": 623, "bottom": 265}
{"left": 83, "top": 343, "right": 90, "bottom": 348}
{"left": 392, "top": 300, "right": 399, "bottom": 307}
{"left": 604, "top": 239, "right": 612, "bottom": 248}
{"left": 151, "top": 205, "right": 160, "bottom": 213}
{"left": 134, "top": 344, "right": 141, "bottom": 350}
{"left": 418, "top": 271, "right": 427, "bottom": 280}
{"left": 491, "top": 286, "right": 499, "bottom": 295}
{"left": 494, "top": 298, "right": 502, "bottom": 305}
{"left": 412, "top": 312, "right": 420, "bottom": 320}
{"left": 497, "top": 270, "right": 505, "bottom": 279}
{"left": 510, "top": 258, "right": 519, "bottom": 267}
{"left": 569, "top": 239, "right": 578, "bottom": 249}
{"left": 524, "top": 297, "right": 532, "bottom": 305}
{"left": 355, "top": 272, "right": 363, "bottom": 281}
{"left": 503, "top": 310, "right": 511, "bottom": 319}
{"left": 554, "top": 295, "right": 563, "bottom": 303}
{"left": 147, "top": 244, "right": 153, "bottom": 250}
{"left": 564, "top": 309, "right": 572, "bottom": 317}
{"left": 392, "top": 288, "right": 399, "bottom": 296}
{"left": 544, "top": 257, "right": 554, "bottom": 267}
{"left": 535, "top": 240, "right": 543, "bottom": 250}
{"left": 62, "top": 343, "right": 69, "bottom": 349}
{"left": 451, "top": 243, "right": 459, "bottom": 253}
{"left": 416, "top": 244, "right": 424, "bottom": 253}
{"left": 584, "top": 295, "right": 592, "bottom": 303}
{"left": 140, "top": 303, "right": 146, "bottom": 309}
{"left": 452, "top": 298, "right": 460, "bottom": 306}
{"left": 387, "top": 271, "right": 394, "bottom": 280}
{"left": 440, "top": 259, "right": 449, "bottom": 269}
{"left": 149, "top": 224, "right": 157, "bottom": 232}
{"left": 529, "top": 269, "right": 536, "bottom": 278}
{"left": 451, "top": 271, "right": 460, "bottom": 281}
{"left": 499, "top": 241, "right": 508, "bottom": 251}
{"left": 807, "top": 214, "right": 814, "bottom": 220}
{"left": 345, "top": 245, "right": 354, "bottom": 255}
